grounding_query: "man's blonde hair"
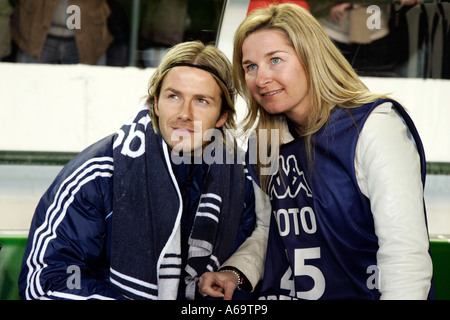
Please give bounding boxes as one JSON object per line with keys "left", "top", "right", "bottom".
{"left": 146, "top": 41, "right": 236, "bottom": 133}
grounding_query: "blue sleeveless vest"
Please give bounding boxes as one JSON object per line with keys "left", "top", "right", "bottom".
{"left": 257, "top": 99, "right": 427, "bottom": 300}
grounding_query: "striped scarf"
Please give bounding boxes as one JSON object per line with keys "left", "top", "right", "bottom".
{"left": 110, "top": 106, "right": 245, "bottom": 299}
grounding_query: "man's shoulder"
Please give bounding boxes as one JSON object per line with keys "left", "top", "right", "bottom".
{"left": 57, "top": 134, "right": 115, "bottom": 182}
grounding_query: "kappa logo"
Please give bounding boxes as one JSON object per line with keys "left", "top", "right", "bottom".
{"left": 268, "top": 155, "right": 313, "bottom": 200}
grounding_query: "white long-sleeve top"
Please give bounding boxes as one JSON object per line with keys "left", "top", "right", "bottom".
{"left": 223, "top": 102, "right": 433, "bottom": 299}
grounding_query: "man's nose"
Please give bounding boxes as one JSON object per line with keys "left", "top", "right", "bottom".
{"left": 178, "top": 100, "right": 193, "bottom": 121}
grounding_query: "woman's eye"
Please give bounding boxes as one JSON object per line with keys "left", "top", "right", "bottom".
{"left": 247, "top": 64, "right": 257, "bottom": 71}
{"left": 271, "top": 57, "right": 281, "bottom": 65}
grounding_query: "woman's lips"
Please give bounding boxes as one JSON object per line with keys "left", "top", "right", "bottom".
{"left": 261, "top": 89, "right": 283, "bottom": 97}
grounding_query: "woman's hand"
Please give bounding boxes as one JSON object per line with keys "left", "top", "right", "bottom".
{"left": 198, "top": 271, "right": 239, "bottom": 300}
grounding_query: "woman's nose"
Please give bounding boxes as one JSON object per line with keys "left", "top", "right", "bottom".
{"left": 256, "top": 66, "right": 271, "bottom": 87}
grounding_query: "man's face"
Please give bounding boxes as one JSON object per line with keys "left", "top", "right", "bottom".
{"left": 154, "top": 66, "right": 228, "bottom": 154}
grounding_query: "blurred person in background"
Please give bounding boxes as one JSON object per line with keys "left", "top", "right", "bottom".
{"left": 11, "top": 0, "right": 113, "bottom": 65}
{"left": 0, "top": 0, "right": 13, "bottom": 61}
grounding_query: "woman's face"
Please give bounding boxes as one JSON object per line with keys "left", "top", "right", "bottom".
{"left": 241, "top": 29, "right": 310, "bottom": 126}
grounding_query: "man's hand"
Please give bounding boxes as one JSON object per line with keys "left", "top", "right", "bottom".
{"left": 198, "top": 271, "right": 239, "bottom": 300}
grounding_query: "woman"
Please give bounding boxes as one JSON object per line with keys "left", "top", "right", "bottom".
{"left": 198, "top": 3, "right": 433, "bottom": 300}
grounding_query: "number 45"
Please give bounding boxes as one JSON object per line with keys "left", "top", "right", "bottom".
{"left": 280, "top": 247, "right": 325, "bottom": 300}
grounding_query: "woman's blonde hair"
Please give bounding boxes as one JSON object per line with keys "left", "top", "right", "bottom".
{"left": 233, "top": 4, "right": 390, "bottom": 185}
{"left": 146, "top": 40, "right": 236, "bottom": 133}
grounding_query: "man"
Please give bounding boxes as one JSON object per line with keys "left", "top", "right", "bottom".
{"left": 18, "top": 41, "right": 256, "bottom": 300}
